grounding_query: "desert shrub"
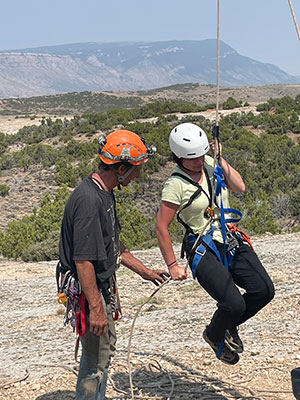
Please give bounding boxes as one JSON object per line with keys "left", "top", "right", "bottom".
{"left": 56, "top": 164, "right": 79, "bottom": 187}
{"left": 0, "top": 216, "right": 36, "bottom": 259}
{"left": 0, "top": 184, "right": 10, "bottom": 197}
{"left": 242, "top": 192, "right": 280, "bottom": 235}
{"left": 222, "top": 97, "right": 243, "bottom": 110}
{"left": 0, "top": 185, "right": 71, "bottom": 259}
{"left": 21, "top": 230, "right": 60, "bottom": 262}
{"left": 0, "top": 132, "right": 9, "bottom": 156}
{"left": 290, "top": 185, "right": 300, "bottom": 218}
{"left": 117, "top": 201, "right": 151, "bottom": 249}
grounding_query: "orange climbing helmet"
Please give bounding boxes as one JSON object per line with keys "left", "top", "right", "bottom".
{"left": 98, "top": 130, "right": 156, "bottom": 165}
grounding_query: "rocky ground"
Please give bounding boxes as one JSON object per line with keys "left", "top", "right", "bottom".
{"left": 0, "top": 166, "right": 58, "bottom": 231}
{"left": 1, "top": 233, "right": 300, "bottom": 400}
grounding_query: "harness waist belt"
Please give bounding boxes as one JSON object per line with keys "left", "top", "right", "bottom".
{"left": 189, "top": 229, "right": 237, "bottom": 279}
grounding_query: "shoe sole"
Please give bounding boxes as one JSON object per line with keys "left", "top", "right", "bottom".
{"left": 225, "top": 330, "right": 244, "bottom": 354}
{"left": 203, "top": 330, "right": 240, "bottom": 365}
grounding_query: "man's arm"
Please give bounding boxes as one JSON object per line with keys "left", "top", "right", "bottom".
{"left": 75, "top": 260, "right": 108, "bottom": 336}
{"left": 120, "top": 243, "right": 169, "bottom": 285}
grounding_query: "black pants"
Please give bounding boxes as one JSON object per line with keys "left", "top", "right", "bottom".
{"left": 193, "top": 242, "right": 275, "bottom": 343}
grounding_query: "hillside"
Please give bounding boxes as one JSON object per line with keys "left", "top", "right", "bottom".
{"left": 0, "top": 88, "right": 300, "bottom": 261}
{"left": 1, "top": 88, "right": 300, "bottom": 399}
{"left": 0, "top": 40, "right": 299, "bottom": 98}
{"left": 0, "top": 83, "right": 299, "bottom": 117}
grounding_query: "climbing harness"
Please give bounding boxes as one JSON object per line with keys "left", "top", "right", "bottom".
{"left": 56, "top": 261, "right": 122, "bottom": 322}
{"left": 175, "top": 168, "right": 244, "bottom": 271}
{"left": 173, "top": 163, "right": 244, "bottom": 268}
{"left": 57, "top": 260, "right": 123, "bottom": 364}
{"left": 172, "top": 169, "right": 212, "bottom": 232}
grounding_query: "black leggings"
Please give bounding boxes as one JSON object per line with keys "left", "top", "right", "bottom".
{"left": 193, "top": 242, "right": 275, "bottom": 343}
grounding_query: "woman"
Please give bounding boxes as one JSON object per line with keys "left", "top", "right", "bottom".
{"left": 156, "top": 122, "right": 275, "bottom": 365}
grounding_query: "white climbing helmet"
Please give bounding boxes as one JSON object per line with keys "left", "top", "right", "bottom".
{"left": 169, "top": 122, "right": 210, "bottom": 159}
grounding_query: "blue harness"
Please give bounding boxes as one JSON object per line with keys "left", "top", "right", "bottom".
{"left": 188, "top": 165, "right": 242, "bottom": 279}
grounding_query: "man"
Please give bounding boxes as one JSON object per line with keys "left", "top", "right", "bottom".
{"left": 59, "top": 129, "right": 167, "bottom": 400}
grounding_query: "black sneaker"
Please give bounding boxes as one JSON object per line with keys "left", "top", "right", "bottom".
{"left": 203, "top": 328, "right": 239, "bottom": 365}
{"left": 225, "top": 326, "right": 244, "bottom": 353}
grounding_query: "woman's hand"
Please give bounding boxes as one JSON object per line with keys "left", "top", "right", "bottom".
{"left": 168, "top": 264, "right": 187, "bottom": 281}
{"left": 210, "top": 140, "right": 222, "bottom": 157}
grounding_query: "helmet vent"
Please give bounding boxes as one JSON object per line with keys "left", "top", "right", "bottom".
{"left": 183, "top": 138, "right": 190, "bottom": 142}
{"left": 187, "top": 152, "right": 196, "bottom": 156}
{"left": 199, "top": 131, "right": 202, "bottom": 136}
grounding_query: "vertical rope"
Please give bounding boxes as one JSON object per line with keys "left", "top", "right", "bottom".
{"left": 288, "top": 0, "right": 300, "bottom": 42}
{"left": 212, "top": 0, "right": 221, "bottom": 196}
{"left": 215, "top": 0, "right": 221, "bottom": 127}
{"left": 186, "top": 0, "right": 221, "bottom": 264}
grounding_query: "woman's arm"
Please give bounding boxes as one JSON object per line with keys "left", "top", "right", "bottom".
{"left": 220, "top": 157, "right": 246, "bottom": 193}
{"left": 210, "top": 141, "right": 246, "bottom": 193}
{"left": 156, "top": 201, "right": 187, "bottom": 280}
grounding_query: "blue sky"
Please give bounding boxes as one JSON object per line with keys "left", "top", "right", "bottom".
{"left": 2, "top": 0, "right": 300, "bottom": 75}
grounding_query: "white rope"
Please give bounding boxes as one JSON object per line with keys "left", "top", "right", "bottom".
{"left": 215, "top": 0, "right": 221, "bottom": 128}
{"left": 127, "top": 2, "right": 222, "bottom": 398}
{"left": 184, "top": 0, "right": 221, "bottom": 270}
{"left": 288, "top": 0, "right": 300, "bottom": 42}
{"left": 127, "top": 277, "right": 171, "bottom": 400}
{"left": 212, "top": 0, "right": 221, "bottom": 206}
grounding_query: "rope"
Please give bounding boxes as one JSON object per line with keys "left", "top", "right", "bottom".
{"left": 0, "top": 369, "right": 29, "bottom": 389}
{"left": 127, "top": 277, "right": 172, "bottom": 400}
{"left": 212, "top": 0, "right": 221, "bottom": 187}
{"left": 215, "top": 0, "right": 221, "bottom": 128}
{"left": 112, "top": 357, "right": 293, "bottom": 400}
{"left": 184, "top": 0, "right": 222, "bottom": 269}
{"left": 288, "top": 0, "right": 300, "bottom": 42}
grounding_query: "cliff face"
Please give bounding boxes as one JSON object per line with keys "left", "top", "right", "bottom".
{"left": 0, "top": 40, "right": 299, "bottom": 98}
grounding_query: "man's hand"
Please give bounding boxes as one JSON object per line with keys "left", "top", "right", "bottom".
{"left": 139, "top": 269, "right": 170, "bottom": 286}
{"left": 89, "top": 304, "right": 108, "bottom": 336}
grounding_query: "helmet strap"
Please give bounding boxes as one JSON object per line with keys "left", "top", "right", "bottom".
{"left": 173, "top": 153, "right": 203, "bottom": 173}
{"left": 173, "top": 153, "right": 194, "bottom": 172}
{"left": 117, "top": 165, "right": 136, "bottom": 183}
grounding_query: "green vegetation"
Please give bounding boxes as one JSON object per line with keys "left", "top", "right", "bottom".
{"left": 0, "top": 94, "right": 299, "bottom": 261}
{"left": 222, "top": 97, "right": 243, "bottom": 110}
{"left": 0, "top": 186, "right": 70, "bottom": 259}
{"left": 0, "top": 91, "right": 144, "bottom": 116}
{"left": 0, "top": 184, "right": 10, "bottom": 197}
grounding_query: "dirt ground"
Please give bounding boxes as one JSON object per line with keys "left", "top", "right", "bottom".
{"left": 0, "top": 115, "right": 75, "bottom": 136}
{"left": 0, "top": 106, "right": 258, "bottom": 137}
{"left": 1, "top": 233, "right": 300, "bottom": 399}
{"left": 0, "top": 116, "right": 47, "bottom": 135}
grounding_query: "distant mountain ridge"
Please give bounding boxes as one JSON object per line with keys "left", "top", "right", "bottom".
{"left": 0, "top": 39, "right": 299, "bottom": 98}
